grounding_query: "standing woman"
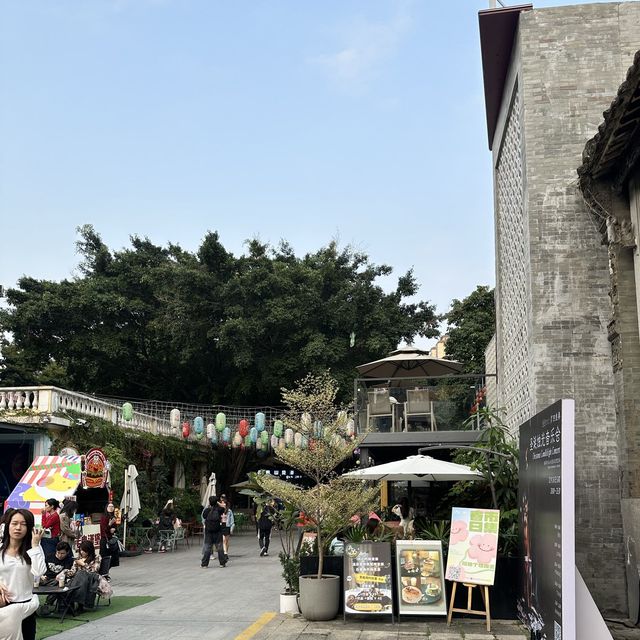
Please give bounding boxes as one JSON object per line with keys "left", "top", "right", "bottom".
{"left": 0, "top": 508, "right": 46, "bottom": 640}
{"left": 59, "top": 501, "right": 79, "bottom": 547}
{"left": 99, "top": 503, "right": 119, "bottom": 572}
{"left": 40, "top": 499, "right": 61, "bottom": 557}
{"left": 221, "top": 498, "right": 234, "bottom": 562}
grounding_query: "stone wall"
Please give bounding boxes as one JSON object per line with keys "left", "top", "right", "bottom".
{"left": 492, "top": 2, "right": 640, "bottom": 615}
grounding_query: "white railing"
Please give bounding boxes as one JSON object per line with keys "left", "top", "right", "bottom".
{"left": 0, "top": 386, "right": 178, "bottom": 440}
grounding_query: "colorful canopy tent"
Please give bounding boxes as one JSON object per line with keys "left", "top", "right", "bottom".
{"left": 4, "top": 455, "right": 82, "bottom": 517}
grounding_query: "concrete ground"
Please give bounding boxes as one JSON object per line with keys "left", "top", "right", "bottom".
{"left": 46, "top": 532, "right": 527, "bottom": 639}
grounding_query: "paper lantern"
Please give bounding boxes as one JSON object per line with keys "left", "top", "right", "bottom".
{"left": 274, "top": 420, "right": 284, "bottom": 437}
{"left": 255, "top": 412, "right": 266, "bottom": 432}
{"left": 314, "top": 420, "right": 323, "bottom": 438}
{"left": 337, "top": 410, "right": 348, "bottom": 427}
{"left": 215, "top": 412, "right": 226, "bottom": 432}
{"left": 232, "top": 432, "right": 242, "bottom": 448}
{"left": 206, "top": 423, "right": 215, "bottom": 439}
{"left": 278, "top": 438, "right": 286, "bottom": 450}
{"left": 182, "top": 421, "right": 190, "bottom": 438}
{"left": 284, "top": 428, "right": 294, "bottom": 446}
{"left": 271, "top": 434, "right": 278, "bottom": 449}
{"left": 346, "top": 419, "right": 355, "bottom": 438}
{"left": 239, "top": 419, "right": 249, "bottom": 438}
{"left": 222, "top": 427, "right": 231, "bottom": 443}
{"left": 261, "top": 430, "right": 269, "bottom": 445}
{"left": 250, "top": 427, "right": 258, "bottom": 443}
{"left": 301, "top": 412, "right": 312, "bottom": 428}
{"left": 170, "top": 409, "right": 180, "bottom": 430}
{"left": 294, "top": 432, "right": 303, "bottom": 449}
{"left": 210, "top": 428, "right": 218, "bottom": 446}
{"left": 194, "top": 417, "right": 204, "bottom": 439}
{"left": 256, "top": 439, "right": 263, "bottom": 451}
{"left": 301, "top": 435, "right": 309, "bottom": 449}
{"left": 122, "top": 402, "right": 133, "bottom": 422}
{"left": 244, "top": 435, "right": 252, "bottom": 447}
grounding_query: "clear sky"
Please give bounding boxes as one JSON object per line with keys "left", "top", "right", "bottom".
{"left": 0, "top": 0, "right": 617, "bottom": 344}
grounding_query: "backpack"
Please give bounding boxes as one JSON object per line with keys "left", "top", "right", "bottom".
{"left": 205, "top": 506, "right": 221, "bottom": 532}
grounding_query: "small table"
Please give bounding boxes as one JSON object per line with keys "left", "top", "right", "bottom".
{"left": 34, "top": 584, "right": 80, "bottom": 622}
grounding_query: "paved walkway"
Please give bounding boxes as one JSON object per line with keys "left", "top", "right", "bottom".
{"left": 47, "top": 532, "right": 526, "bottom": 640}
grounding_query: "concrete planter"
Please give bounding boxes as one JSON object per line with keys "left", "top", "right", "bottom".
{"left": 298, "top": 574, "right": 340, "bottom": 621}
{"left": 279, "top": 593, "right": 299, "bottom": 614}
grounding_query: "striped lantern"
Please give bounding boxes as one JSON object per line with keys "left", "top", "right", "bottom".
{"left": 206, "top": 423, "right": 215, "bottom": 440}
{"left": 239, "top": 419, "right": 249, "bottom": 438}
{"left": 215, "top": 413, "right": 226, "bottom": 432}
{"left": 182, "top": 421, "right": 190, "bottom": 439}
{"left": 284, "top": 428, "right": 294, "bottom": 446}
{"left": 222, "top": 427, "right": 231, "bottom": 443}
{"left": 170, "top": 409, "right": 180, "bottom": 430}
{"left": 250, "top": 427, "right": 258, "bottom": 444}
{"left": 271, "top": 434, "right": 278, "bottom": 449}
{"left": 232, "top": 432, "right": 242, "bottom": 448}
{"left": 261, "top": 430, "right": 269, "bottom": 446}
{"left": 122, "top": 402, "right": 133, "bottom": 422}
{"left": 194, "top": 417, "right": 204, "bottom": 439}
{"left": 255, "top": 412, "right": 266, "bottom": 432}
{"left": 273, "top": 420, "right": 284, "bottom": 437}
{"left": 294, "top": 432, "right": 303, "bottom": 449}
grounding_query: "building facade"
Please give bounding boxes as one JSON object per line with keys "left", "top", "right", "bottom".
{"left": 479, "top": 1, "right": 640, "bottom": 616}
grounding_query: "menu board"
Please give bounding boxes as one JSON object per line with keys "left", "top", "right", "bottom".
{"left": 343, "top": 542, "right": 393, "bottom": 615}
{"left": 518, "top": 400, "right": 575, "bottom": 640}
{"left": 445, "top": 507, "right": 500, "bottom": 586}
{"left": 396, "top": 540, "right": 447, "bottom": 615}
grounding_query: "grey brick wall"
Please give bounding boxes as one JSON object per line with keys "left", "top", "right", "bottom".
{"left": 492, "top": 1, "right": 640, "bottom": 615}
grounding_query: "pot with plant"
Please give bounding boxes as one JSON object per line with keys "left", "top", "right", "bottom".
{"left": 255, "top": 372, "right": 378, "bottom": 621}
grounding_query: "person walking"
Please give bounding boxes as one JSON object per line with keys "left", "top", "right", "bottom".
{"left": 257, "top": 500, "right": 274, "bottom": 557}
{"left": 200, "top": 496, "right": 226, "bottom": 568}
{"left": 99, "top": 502, "right": 120, "bottom": 572}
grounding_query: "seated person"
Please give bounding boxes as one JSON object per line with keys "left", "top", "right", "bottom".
{"left": 40, "top": 541, "right": 74, "bottom": 586}
{"left": 63, "top": 540, "right": 102, "bottom": 612}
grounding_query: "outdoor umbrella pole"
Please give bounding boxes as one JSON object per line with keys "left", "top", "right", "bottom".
{"left": 122, "top": 469, "right": 129, "bottom": 548}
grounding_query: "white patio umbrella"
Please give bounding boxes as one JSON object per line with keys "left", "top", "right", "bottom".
{"left": 120, "top": 465, "right": 141, "bottom": 549}
{"left": 201, "top": 472, "right": 217, "bottom": 508}
{"left": 356, "top": 347, "right": 463, "bottom": 378}
{"left": 343, "top": 455, "right": 482, "bottom": 482}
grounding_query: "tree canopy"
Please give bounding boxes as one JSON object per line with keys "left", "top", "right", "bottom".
{"left": 0, "top": 225, "right": 440, "bottom": 404}
{"left": 444, "top": 285, "right": 495, "bottom": 373}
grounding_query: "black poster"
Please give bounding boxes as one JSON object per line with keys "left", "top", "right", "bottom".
{"left": 518, "top": 399, "right": 575, "bottom": 640}
{"left": 343, "top": 542, "right": 393, "bottom": 615}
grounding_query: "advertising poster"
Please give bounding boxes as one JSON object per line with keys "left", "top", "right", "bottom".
{"left": 518, "top": 400, "right": 575, "bottom": 640}
{"left": 396, "top": 540, "right": 447, "bottom": 615}
{"left": 445, "top": 507, "right": 500, "bottom": 586}
{"left": 343, "top": 542, "right": 393, "bottom": 615}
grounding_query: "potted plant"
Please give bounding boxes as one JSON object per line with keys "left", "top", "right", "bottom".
{"left": 255, "top": 372, "right": 378, "bottom": 621}
{"left": 271, "top": 500, "right": 303, "bottom": 614}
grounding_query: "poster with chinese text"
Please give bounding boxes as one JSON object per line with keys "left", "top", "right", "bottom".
{"left": 396, "top": 540, "right": 447, "bottom": 615}
{"left": 343, "top": 542, "right": 393, "bottom": 615}
{"left": 445, "top": 507, "right": 500, "bottom": 586}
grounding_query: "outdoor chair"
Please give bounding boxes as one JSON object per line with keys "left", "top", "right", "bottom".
{"left": 173, "top": 526, "right": 189, "bottom": 549}
{"left": 157, "top": 529, "right": 177, "bottom": 552}
{"left": 366, "top": 389, "right": 395, "bottom": 432}
{"left": 404, "top": 388, "right": 436, "bottom": 431}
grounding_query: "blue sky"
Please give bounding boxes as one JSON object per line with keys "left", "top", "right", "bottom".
{"left": 0, "top": 0, "right": 615, "bottom": 344}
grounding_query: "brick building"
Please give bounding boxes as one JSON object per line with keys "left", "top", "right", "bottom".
{"left": 479, "top": 1, "right": 640, "bottom": 616}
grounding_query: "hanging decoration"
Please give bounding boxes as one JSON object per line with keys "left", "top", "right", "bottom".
{"left": 284, "top": 428, "right": 294, "bottom": 446}
{"left": 301, "top": 435, "right": 309, "bottom": 449}
{"left": 278, "top": 438, "right": 286, "bottom": 450}
{"left": 314, "top": 420, "right": 324, "bottom": 438}
{"left": 210, "top": 428, "right": 218, "bottom": 446}
{"left": 170, "top": 409, "right": 180, "bottom": 430}
{"left": 238, "top": 419, "right": 249, "bottom": 438}
{"left": 274, "top": 420, "right": 284, "bottom": 437}
{"left": 182, "top": 421, "right": 190, "bottom": 439}
{"left": 261, "top": 430, "right": 269, "bottom": 446}
{"left": 346, "top": 419, "right": 355, "bottom": 438}
{"left": 206, "top": 423, "right": 215, "bottom": 440}
{"left": 232, "top": 432, "right": 243, "bottom": 448}
{"left": 249, "top": 427, "right": 258, "bottom": 444}
{"left": 244, "top": 435, "right": 252, "bottom": 448}
{"left": 294, "top": 432, "right": 303, "bottom": 449}
{"left": 194, "top": 417, "right": 204, "bottom": 439}
{"left": 255, "top": 412, "right": 266, "bottom": 432}
{"left": 271, "top": 434, "right": 278, "bottom": 449}
{"left": 222, "top": 426, "right": 231, "bottom": 444}
{"left": 215, "top": 413, "right": 226, "bottom": 432}
{"left": 256, "top": 439, "right": 263, "bottom": 451}
{"left": 301, "top": 412, "right": 312, "bottom": 430}
{"left": 122, "top": 403, "right": 133, "bottom": 422}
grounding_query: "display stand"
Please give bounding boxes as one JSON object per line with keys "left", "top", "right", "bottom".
{"left": 446, "top": 582, "right": 491, "bottom": 631}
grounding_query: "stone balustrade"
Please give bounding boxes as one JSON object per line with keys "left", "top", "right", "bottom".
{"left": 0, "top": 386, "right": 175, "bottom": 439}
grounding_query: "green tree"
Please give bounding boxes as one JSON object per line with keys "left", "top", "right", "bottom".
{"left": 444, "top": 285, "right": 495, "bottom": 373}
{"left": 0, "top": 226, "right": 440, "bottom": 404}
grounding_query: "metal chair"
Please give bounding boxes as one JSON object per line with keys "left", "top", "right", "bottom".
{"left": 404, "top": 388, "right": 436, "bottom": 431}
{"left": 366, "top": 389, "right": 395, "bottom": 432}
{"left": 157, "top": 529, "right": 177, "bottom": 552}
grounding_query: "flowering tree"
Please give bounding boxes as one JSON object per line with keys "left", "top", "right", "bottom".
{"left": 255, "top": 372, "right": 378, "bottom": 579}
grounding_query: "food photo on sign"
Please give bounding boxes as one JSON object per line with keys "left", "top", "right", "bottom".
{"left": 343, "top": 542, "right": 393, "bottom": 615}
{"left": 396, "top": 540, "right": 447, "bottom": 615}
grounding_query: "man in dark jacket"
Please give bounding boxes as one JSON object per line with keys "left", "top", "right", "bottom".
{"left": 257, "top": 500, "right": 275, "bottom": 557}
{"left": 201, "top": 495, "right": 227, "bottom": 568}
